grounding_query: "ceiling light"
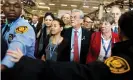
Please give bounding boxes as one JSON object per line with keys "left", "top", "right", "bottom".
{"left": 38, "top": 6, "right": 50, "bottom": 10}
{"left": 83, "top": 6, "right": 89, "bottom": 8}
{"left": 71, "top": 5, "right": 77, "bottom": 7}
{"left": 125, "top": 9, "right": 129, "bottom": 11}
{"left": 93, "top": 6, "right": 98, "bottom": 9}
{"left": 61, "top": 4, "right": 67, "bottom": 6}
{"left": 49, "top": 3, "right": 55, "bottom": 6}
{"left": 38, "top": 3, "right": 45, "bottom": 5}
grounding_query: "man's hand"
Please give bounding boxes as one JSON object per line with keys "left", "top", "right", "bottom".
{"left": 7, "top": 48, "right": 24, "bottom": 63}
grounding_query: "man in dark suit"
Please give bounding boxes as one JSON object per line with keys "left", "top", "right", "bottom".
{"left": 29, "top": 14, "right": 39, "bottom": 35}
{"left": 63, "top": 9, "right": 91, "bottom": 64}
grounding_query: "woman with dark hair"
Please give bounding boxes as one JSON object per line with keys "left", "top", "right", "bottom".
{"left": 39, "top": 18, "right": 69, "bottom": 61}
{"left": 36, "top": 12, "right": 55, "bottom": 58}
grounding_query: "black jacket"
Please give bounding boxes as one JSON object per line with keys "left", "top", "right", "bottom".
{"left": 4, "top": 40, "right": 133, "bottom": 80}
{"left": 63, "top": 27, "right": 91, "bottom": 64}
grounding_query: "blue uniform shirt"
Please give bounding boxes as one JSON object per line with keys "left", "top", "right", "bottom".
{"left": 2, "top": 17, "right": 36, "bottom": 68}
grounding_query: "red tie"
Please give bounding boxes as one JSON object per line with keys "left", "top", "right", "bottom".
{"left": 74, "top": 30, "right": 79, "bottom": 62}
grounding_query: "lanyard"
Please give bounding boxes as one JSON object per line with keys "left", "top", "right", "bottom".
{"left": 49, "top": 37, "right": 60, "bottom": 58}
{"left": 49, "top": 43, "right": 58, "bottom": 58}
{"left": 101, "top": 38, "right": 112, "bottom": 59}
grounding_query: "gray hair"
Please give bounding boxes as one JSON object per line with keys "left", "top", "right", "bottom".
{"left": 72, "top": 9, "right": 84, "bottom": 19}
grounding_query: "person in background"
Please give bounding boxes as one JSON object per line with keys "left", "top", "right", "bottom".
{"left": 111, "top": 5, "right": 122, "bottom": 34}
{"left": 86, "top": 14, "right": 119, "bottom": 63}
{"left": 62, "top": 13, "right": 71, "bottom": 29}
{"left": 63, "top": 9, "right": 91, "bottom": 64}
{"left": 83, "top": 15, "right": 94, "bottom": 33}
{"left": 36, "top": 12, "right": 55, "bottom": 59}
{"left": 39, "top": 18, "right": 69, "bottom": 61}
{"left": 29, "top": 14, "right": 39, "bottom": 35}
{"left": 1, "top": 0, "right": 35, "bottom": 71}
{"left": 1, "top": 10, "right": 6, "bottom": 27}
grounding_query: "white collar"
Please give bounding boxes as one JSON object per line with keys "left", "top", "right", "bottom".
{"left": 73, "top": 27, "right": 82, "bottom": 33}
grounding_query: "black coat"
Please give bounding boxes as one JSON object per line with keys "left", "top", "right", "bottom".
{"left": 63, "top": 27, "right": 91, "bottom": 64}
{"left": 39, "top": 37, "right": 70, "bottom": 61}
{"left": 11, "top": 40, "right": 133, "bottom": 80}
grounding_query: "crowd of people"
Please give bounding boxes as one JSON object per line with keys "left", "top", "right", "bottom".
{"left": 1, "top": 0, "right": 133, "bottom": 80}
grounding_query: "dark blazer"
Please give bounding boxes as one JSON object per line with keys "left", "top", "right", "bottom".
{"left": 12, "top": 53, "right": 133, "bottom": 80}
{"left": 63, "top": 27, "right": 91, "bottom": 64}
{"left": 29, "top": 22, "right": 37, "bottom": 35}
{"left": 39, "top": 37, "right": 70, "bottom": 62}
{"left": 35, "top": 25, "right": 49, "bottom": 58}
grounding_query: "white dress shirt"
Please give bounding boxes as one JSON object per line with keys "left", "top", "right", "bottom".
{"left": 32, "top": 21, "right": 38, "bottom": 27}
{"left": 70, "top": 27, "right": 82, "bottom": 61}
{"left": 98, "top": 35, "right": 112, "bottom": 62}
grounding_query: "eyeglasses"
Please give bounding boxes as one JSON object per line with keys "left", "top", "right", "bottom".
{"left": 84, "top": 21, "right": 93, "bottom": 23}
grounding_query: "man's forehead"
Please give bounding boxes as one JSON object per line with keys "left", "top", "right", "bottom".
{"left": 71, "top": 12, "right": 80, "bottom": 16}
{"left": 111, "top": 7, "right": 121, "bottom": 13}
{"left": 64, "top": 14, "right": 70, "bottom": 17}
{"left": 85, "top": 17, "right": 92, "bottom": 21}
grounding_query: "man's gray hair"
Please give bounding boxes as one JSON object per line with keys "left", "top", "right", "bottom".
{"left": 72, "top": 9, "right": 84, "bottom": 19}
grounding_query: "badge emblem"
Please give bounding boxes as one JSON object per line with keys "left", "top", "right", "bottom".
{"left": 104, "top": 56, "right": 130, "bottom": 74}
{"left": 8, "top": 34, "right": 14, "bottom": 43}
{"left": 15, "top": 26, "right": 28, "bottom": 34}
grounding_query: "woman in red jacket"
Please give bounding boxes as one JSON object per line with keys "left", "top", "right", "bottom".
{"left": 86, "top": 14, "right": 120, "bottom": 63}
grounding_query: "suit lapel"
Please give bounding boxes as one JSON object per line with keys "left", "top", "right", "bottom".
{"left": 80, "top": 28, "right": 84, "bottom": 54}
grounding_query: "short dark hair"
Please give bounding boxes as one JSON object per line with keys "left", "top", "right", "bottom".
{"left": 44, "top": 12, "right": 55, "bottom": 19}
{"left": 53, "top": 18, "right": 65, "bottom": 27}
{"left": 32, "top": 14, "right": 39, "bottom": 17}
{"left": 118, "top": 10, "right": 133, "bottom": 40}
{"left": 100, "top": 14, "right": 115, "bottom": 25}
{"left": 83, "top": 15, "right": 93, "bottom": 22}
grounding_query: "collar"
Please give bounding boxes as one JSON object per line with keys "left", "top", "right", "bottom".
{"left": 101, "top": 34, "right": 112, "bottom": 40}
{"left": 112, "top": 23, "right": 118, "bottom": 29}
{"left": 6, "top": 17, "right": 21, "bottom": 26}
{"left": 32, "top": 21, "right": 38, "bottom": 25}
{"left": 72, "top": 27, "right": 82, "bottom": 33}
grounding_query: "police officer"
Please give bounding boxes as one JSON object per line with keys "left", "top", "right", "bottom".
{"left": 7, "top": 10, "right": 133, "bottom": 80}
{"left": 1, "top": 0, "right": 35, "bottom": 71}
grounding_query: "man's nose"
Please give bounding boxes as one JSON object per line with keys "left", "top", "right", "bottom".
{"left": 10, "top": 5, "right": 15, "bottom": 11}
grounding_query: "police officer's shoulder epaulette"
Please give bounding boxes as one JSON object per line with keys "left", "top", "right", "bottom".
{"left": 15, "top": 26, "right": 28, "bottom": 34}
{"left": 104, "top": 56, "right": 130, "bottom": 74}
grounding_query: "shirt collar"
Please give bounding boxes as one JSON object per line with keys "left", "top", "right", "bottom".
{"left": 6, "top": 17, "right": 21, "bottom": 26}
{"left": 73, "top": 27, "right": 82, "bottom": 33}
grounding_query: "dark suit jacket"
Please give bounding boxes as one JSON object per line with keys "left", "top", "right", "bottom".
{"left": 29, "top": 22, "right": 37, "bottom": 35}
{"left": 12, "top": 55, "right": 132, "bottom": 80}
{"left": 39, "top": 37, "right": 70, "bottom": 61}
{"left": 63, "top": 27, "right": 91, "bottom": 64}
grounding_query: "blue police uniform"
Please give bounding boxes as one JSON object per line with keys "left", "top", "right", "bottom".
{"left": 1, "top": 17, "right": 36, "bottom": 68}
